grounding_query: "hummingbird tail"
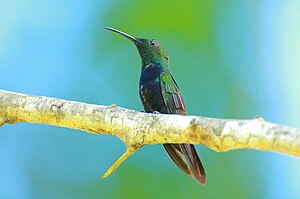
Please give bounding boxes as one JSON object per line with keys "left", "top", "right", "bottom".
{"left": 163, "top": 144, "right": 206, "bottom": 185}
{"left": 163, "top": 144, "right": 191, "bottom": 176}
{"left": 180, "top": 144, "right": 206, "bottom": 185}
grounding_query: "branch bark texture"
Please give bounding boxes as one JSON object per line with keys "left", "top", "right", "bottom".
{"left": 1, "top": 89, "right": 299, "bottom": 177}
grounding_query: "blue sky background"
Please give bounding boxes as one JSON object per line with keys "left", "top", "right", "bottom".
{"left": 1, "top": 1, "right": 300, "bottom": 198}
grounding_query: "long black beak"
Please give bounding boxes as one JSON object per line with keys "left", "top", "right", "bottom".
{"left": 105, "top": 27, "right": 140, "bottom": 43}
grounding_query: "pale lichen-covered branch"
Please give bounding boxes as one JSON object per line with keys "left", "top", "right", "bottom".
{"left": 0, "top": 89, "right": 299, "bottom": 177}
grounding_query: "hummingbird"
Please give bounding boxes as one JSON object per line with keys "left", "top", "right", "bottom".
{"left": 105, "top": 27, "right": 206, "bottom": 185}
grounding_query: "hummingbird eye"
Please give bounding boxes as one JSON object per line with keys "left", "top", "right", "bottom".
{"left": 149, "top": 40, "right": 159, "bottom": 46}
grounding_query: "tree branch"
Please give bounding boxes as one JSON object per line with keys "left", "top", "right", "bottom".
{"left": 1, "top": 89, "right": 299, "bottom": 177}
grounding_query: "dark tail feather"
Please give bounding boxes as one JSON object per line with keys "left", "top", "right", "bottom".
{"left": 180, "top": 144, "right": 206, "bottom": 185}
{"left": 163, "top": 144, "right": 191, "bottom": 176}
{"left": 163, "top": 144, "right": 206, "bottom": 185}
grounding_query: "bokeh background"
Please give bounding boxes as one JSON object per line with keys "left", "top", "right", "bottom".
{"left": 1, "top": 0, "right": 300, "bottom": 198}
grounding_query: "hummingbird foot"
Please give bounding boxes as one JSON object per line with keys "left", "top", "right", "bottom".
{"left": 152, "top": 111, "right": 161, "bottom": 114}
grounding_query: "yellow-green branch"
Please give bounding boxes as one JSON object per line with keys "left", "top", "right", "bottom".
{"left": 0, "top": 89, "right": 299, "bottom": 177}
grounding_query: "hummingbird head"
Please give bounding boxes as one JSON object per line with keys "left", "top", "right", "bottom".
{"left": 105, "top": 27, "right": 169, "bottom": 67}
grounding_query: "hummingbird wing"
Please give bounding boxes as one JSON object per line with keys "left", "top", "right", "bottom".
{"left": 160, "top": 71, "right": 206, "bottom": 185}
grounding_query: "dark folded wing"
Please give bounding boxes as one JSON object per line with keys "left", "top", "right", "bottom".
{"left": 160, "top": 71, "right": 186, "bottom": 114}
{"left": 160, "top": 71, "right": 206, "bottom": 184}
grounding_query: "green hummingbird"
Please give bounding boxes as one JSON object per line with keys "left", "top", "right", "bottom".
{"left": 105, "top": 27, "right": 206, "bottom": 185}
